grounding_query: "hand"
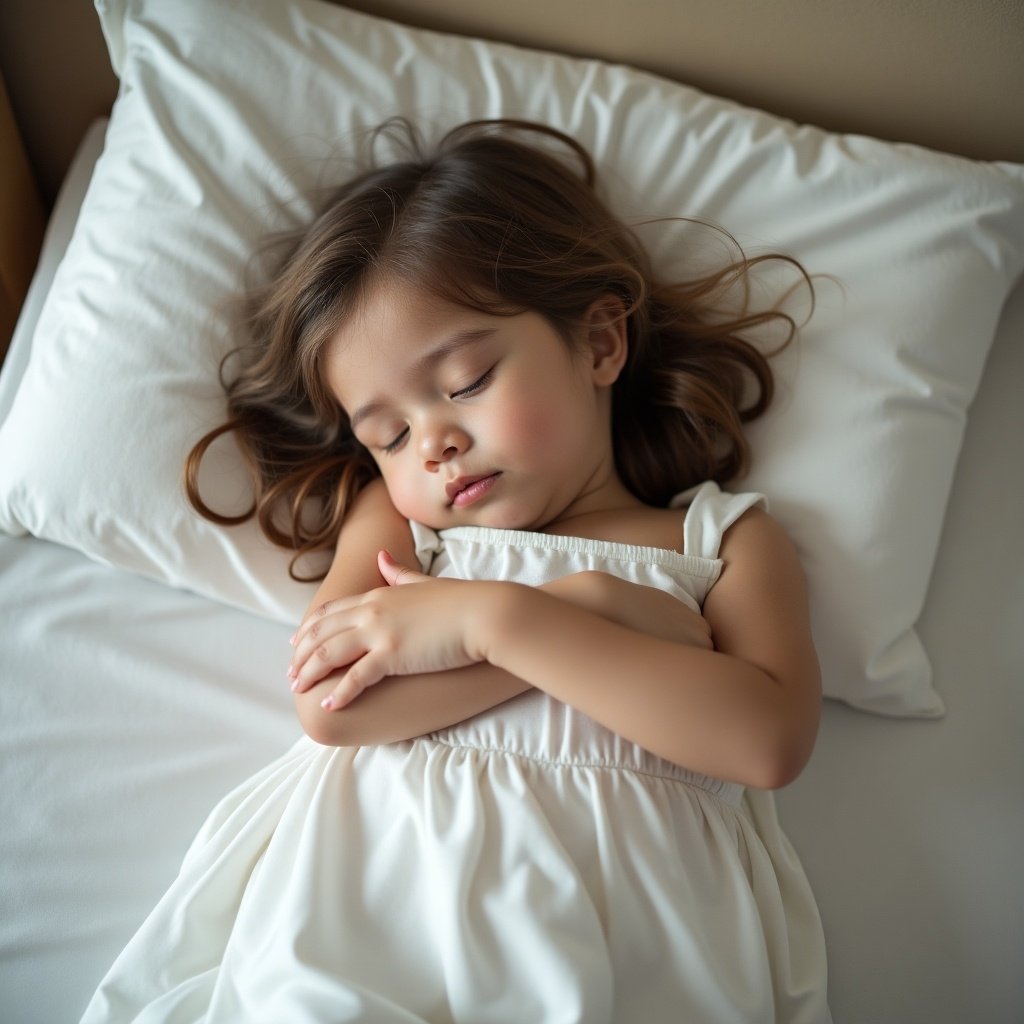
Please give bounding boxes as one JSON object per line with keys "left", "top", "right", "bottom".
{"left": 543, "top": 571, "right": 713, "bottom": 650}
{"left": 289, "top": 550, "right": 490, "bottom": 710}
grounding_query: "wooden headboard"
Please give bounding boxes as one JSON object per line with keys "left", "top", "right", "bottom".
{"left": 1, "top": 0, "right": 1022, "bottom": 354}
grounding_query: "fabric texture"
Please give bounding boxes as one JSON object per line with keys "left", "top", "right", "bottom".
{"left": 1, "top": 0, "right": 1023, "bottom": 716}
{"left": 79, "top": 483, "right": 830, "bottom": 1023}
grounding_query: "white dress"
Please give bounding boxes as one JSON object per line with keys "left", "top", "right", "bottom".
{"left": 80, "top": 482, "right": 830, "bottom": 1023}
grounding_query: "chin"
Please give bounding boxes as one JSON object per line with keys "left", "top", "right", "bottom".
{"left": 454, "top": 509, "right": 533, "bottom": 533}
{"left": 407, "top": 501, "right": 544, "bottom": 534}
{"left": 473, "top": 507, "right": 547, "bottom": 532}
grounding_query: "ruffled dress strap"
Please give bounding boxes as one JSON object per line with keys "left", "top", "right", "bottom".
{"left": 669, "top": 481, "right": 767, "bottom": 559}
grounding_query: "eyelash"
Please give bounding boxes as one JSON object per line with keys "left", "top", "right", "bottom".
{"left": 380, "top": 366, "right": 495, "bottom": 455}
{"left": 382, "top": 431, "right": 409, "bottom": 455}
{"left": 451, "top": 366, "right": 495, "bottom": 399}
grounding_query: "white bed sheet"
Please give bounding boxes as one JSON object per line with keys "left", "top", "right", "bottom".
{"left": 778, "top": 279, "right": 1024, "bottom": 1021}
{"left": 1, "top": 124, "right": 1021, "bottom": 1024}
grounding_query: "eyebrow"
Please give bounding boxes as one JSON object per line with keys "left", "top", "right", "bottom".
{"left": 347, "top": 326, "right": 497, "bottom": 431}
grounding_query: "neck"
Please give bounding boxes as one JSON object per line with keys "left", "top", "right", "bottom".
{"left": 545, "top": 473, "right": 645, "bottom": 532}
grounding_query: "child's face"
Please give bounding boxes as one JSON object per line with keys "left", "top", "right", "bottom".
{"left": 325, "top": 281, "right": 627, "bottom": 532}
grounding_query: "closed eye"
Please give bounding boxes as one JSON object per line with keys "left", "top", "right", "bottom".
{"left": 382, "top": 427, "right": 409, "bottom": 455}
{"left": 379, "top": 365, "right": 494, "bottom": 454}
{"left": 451, "top": 366, "right": 495, "bottom": 400}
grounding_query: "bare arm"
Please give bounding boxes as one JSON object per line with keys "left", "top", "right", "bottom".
{"left": 292, "top": 478, "right": 531, "bottom": 745}
{"left": 295, "top": 509, "right": 820, "bottom": 788}
{"left": 478, "top": 509, "right": 821, "bottom": 789}
{"left": 292, "top": 482, "right": 713, "bottom": 746}
{"left": 297, "top": 577, "right": 710, "bottom": 747}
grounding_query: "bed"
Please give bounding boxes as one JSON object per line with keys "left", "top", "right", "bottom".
{"left": 1, "top": 2, "right": 1021, "bottom": 1021}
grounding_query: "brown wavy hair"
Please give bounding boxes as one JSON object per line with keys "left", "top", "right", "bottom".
{"left": 185, "top": 118, "right": 812, "bottom": 580}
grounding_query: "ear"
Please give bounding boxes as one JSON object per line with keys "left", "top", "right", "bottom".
{"left": 583, "top": 294, "right": 629, "bottom": 387}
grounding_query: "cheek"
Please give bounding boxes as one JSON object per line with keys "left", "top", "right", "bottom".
{"left": 494, "top": 381, "right": 575, "bottom": 448}
{"left": 500, "top": 383, "right": 592, "bottom": 454}
{"left": 503, "top": 405, "right": 556, "bottom": 447}
{"left": 377, "top": 466, "right": 423, "bottom": 521}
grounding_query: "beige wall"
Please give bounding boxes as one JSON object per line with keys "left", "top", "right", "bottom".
{"left": 1, "top": 0, "right": 1022, "bottom": 209}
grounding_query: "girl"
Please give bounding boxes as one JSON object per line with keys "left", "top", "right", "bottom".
{"left": 81, "top": 120, "right": 829, "bottom": 1022}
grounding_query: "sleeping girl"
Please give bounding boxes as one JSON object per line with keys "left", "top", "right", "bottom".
{"left": 81, "top": 118, "right": 830, "bottom": 1023}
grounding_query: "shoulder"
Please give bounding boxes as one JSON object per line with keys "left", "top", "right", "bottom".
{"left": 704, "top": 506, "right": 817, "bottom": 684}
{"left": 337, "top": 477, "right": 416, "bottom": 561}
{"left": 348, "top": 477, "right": 406, "bottom": 528}
{"left": 305, "top": 478, "right": 415, "bottom": 616}
{"left": 712, "top": 505, "right": 809, "bottom": 609}
{"left": 719, "top": 505, "right": 795, "bottom": 564}
{"left": 351, "top": 475, "right": 396, "bottom": 513}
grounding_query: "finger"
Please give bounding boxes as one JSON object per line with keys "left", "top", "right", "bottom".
{"left": 290, "top": 597, "right": 367, "bottom": 677}
{"left": 320, "top": 656, "right": 387, "bottom": 710}
{"left": 378, "top": 548, "right": 429, "bottom": 587}
{"left": 290, "top": 630, "right": 367, "bottom": 693}
{"left": 291, "top": 594, "right": 357, "bottom": 651}
{"left": 289, "top": 614, "right": 333, "bottom": 680}
{"left": 319, "top": 675, "right": 364, "bottom": 711}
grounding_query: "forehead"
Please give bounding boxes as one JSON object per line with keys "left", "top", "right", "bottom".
{"left": 324, "top": 281, "right": 491, "bottom": 404}
{"left": 339, "top": 279, "right": 445, "bottom": 347}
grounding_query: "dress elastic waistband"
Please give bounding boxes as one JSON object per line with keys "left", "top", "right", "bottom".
{"left": 425, "top": 734, "right": 745, "bottom": 806}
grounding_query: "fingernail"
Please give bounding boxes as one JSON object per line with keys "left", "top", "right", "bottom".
{"left": 288, "top": 632, "right": 297, "bottom": 646}
{"left": 321, "top": 695, "right": 334, "bottom": 710}
{"left": 286, "top": 665, "right": 297, "bottom": 681}
{"left": 290, "top": 678, "right": 300, "bottom": 692}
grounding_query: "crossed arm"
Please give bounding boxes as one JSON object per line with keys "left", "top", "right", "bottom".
{"left": 291, "top": 479, "right": 556, "bottom": 746}
{"left": 290, "top": 479, "right": 821, "bottom": 789}
{"left": 291, "top": 481, "right": 709, "bottom": 743}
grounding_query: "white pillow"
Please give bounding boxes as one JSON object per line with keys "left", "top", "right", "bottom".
{"left": 1, "top": 0, "right": 1022, "bottom": 718}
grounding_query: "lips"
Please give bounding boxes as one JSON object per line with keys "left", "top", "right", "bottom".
{"left": 446, "top": 472, "right": 501, "bottom": 508}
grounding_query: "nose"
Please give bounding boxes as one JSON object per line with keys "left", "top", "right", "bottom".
{"left": 419, "top": 422, "right": 471, "bottom": 471}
